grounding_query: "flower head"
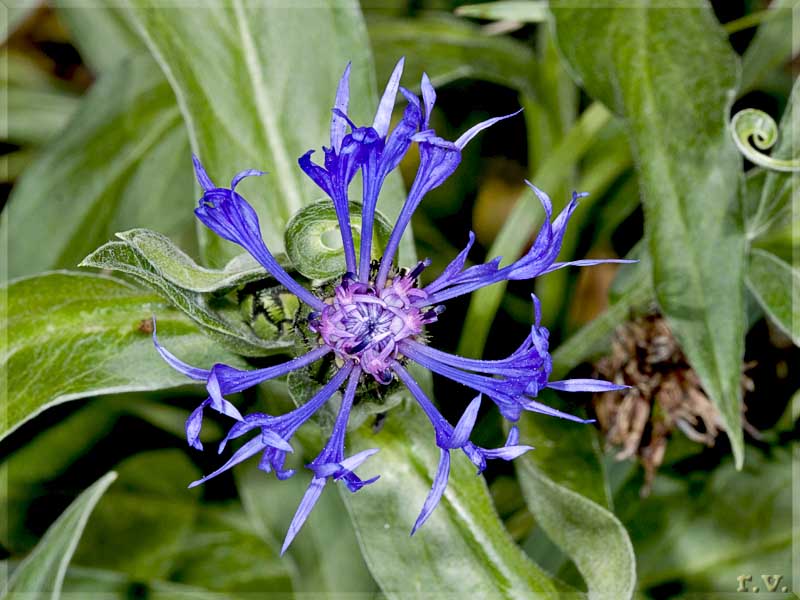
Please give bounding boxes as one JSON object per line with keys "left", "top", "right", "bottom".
{"left": 155, "top": 59, "right": 631, "bottom": 553}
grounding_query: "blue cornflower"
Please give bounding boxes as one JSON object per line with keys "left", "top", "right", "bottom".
{"left": 154, "top": 59, "right": 631, "bottom": 553}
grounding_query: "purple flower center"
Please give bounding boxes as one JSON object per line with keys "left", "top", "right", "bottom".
{"left": 310, "top": 270, "right": 438, "bottom": 384}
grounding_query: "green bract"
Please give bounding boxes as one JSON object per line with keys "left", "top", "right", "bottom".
{"left": 285, "top": 200, "right": 392, "bottom": 281}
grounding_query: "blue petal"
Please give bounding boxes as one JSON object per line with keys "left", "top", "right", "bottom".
{"left": 192, "top": 154, "right": 214, "bottom": 191}
{"left": 447, "top": 395, "right": 481, "bottom": 449}
{"left": 331, "top": 62, "right": 352, "bottom": 153}
{"left": 521, "top": 397, "right": 595, "bottom": 424}
{"left": 420, "top": 72, "right": 436, "bottom": 129}
{"left": 152, "top": 319, "right": 210, "bottom": 381}
{"left": 185, "top": 399, "right": 211, "bottom": 450}
{"left": 261, "top": 429, "right": 294, "bottom": 453}
{"left": 372, "top": 57, "right": 404, "bottom": 137}
{"left": 547, "top": 379, "right": 629, "bottom": 393}
{"left": 454, "top": 108, "right": 522, "bottom": 149}
{"left": 338, "top": 447, "right": 380, "bottom": 471}
{"left": 188, "top": 436, "right": 266, "bottom": 488}
{"left": 230, "top": 169, "right": 266, "bottom": 190}
{"left": 281, "top": 476, "right": 327, "bottom": 555}
{"left": 194, "top": 182, "right": 326, "bottom": 311}
{"left": 411, "top": 448, "right": 450, "bottom": 535}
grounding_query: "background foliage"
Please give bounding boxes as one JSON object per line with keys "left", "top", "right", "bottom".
{"left": 1, "top": 1, "right": 797, "bottom": 599}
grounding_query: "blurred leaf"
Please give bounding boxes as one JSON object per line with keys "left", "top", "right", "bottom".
{"left": 746, "top": 249, "right": 799, "bottom": 345}
{"left": 0, "top": 50, "right": 80, "bottom": 146}
{"left": 340, "top": 405, "right": 570, "bottom": 599}
{"left": 551, "top": 1, "right": 747, "bottom": 467}
{"left": 81, "top": 233, "right": 291, "bottom": 357}
{"left": 1, "top": 402, "right": 119, "bottom": 552}
{"left": 63, "top": 566, "right": 237, "bottom": 599}
{"left": 368, "top": 14, "right": 537, "bottom": 96}
{"left": 125, "top": 0, "right": 406, "bottom": 267}
{"left": 455, "top": 1, "right": 548, "bottom": 23}
{"left": 0, "top": 149, "right": 36, "bottom": 183}
{"left": 2, "top": 54, "right": 194, "bottom": 280}
{"left": 73, "top": 450, "right": 199, "bottom": 580}
{"left": 1, "top": 472, "right": 117, "bottom": 599}
{"left": 740, "top": 0, "right": 800, "bottom": 94}
{"left": 515, "top": 394, "right": 636, "bottom": 600}
{"left": 2, "top": 0, "right": 40, "bottom": 43}
{"left": 3, "top": 87, "right": 79, "bottom": 146}
{"left": 747, "top": 77, "right": 799, "bottom": 240}
{"left": 237, "top": 465, "right": 376, "bottom": 595}
{"left": 1, "top": 272, "right": 245, "bottom": 441}
{"left": 53, "top": 3, "right": 144, "bottom": 73}
{"left": 168, "top": 504, "right": 294, "bottom": 595}
{"left": 618, "top": 448, "right": 792, "bottom": 595}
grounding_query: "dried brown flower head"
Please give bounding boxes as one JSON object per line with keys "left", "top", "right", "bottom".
{"left": 593, "top": 313, "right": 754, "bottom": 495}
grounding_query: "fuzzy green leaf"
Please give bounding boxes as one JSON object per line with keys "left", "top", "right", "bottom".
{"left": 550, "top": 1, "right": 747, "bottom": 467}
{"left": 746, "top": 249, "right": 799, "bottom": 345}
{"left": 1, "top": 272, "right": 245, "bottom": 441}
{"left": 515, "top": 396, "right": 636, "bottom": 600}
{"left": 340, "top": 405, "right": 572, "bottom": 599}
{"left": 80, "top": 235, "right": 293, "bottom": 356}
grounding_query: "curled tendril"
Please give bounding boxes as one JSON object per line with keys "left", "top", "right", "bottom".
{"left": 284, "top": 199, "right": 392, "bottom": 280}
{"left": 730, "top": 108, "right": 800, "bottom": 173}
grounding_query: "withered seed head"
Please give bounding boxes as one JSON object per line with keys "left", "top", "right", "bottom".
{"left": 593, "top": 313, "right": 753, "bottom": 496}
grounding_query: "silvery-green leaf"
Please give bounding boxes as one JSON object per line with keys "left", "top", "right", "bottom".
{"left": 514, "top": 394, "right": 636, "bottom": 600}
{"left": 740, "top": 0, "right": 800, "bottom": 94}
{"left": 340, "top": 405, "right": 573, "bottom": 599}
{"left": 81, "top": 239, "right": 293, "bottom": 356}
{"left": 455, "top": 1, "right": 549, "bottom": 23}
{"left": 115, "top": 228, "right": 269, "bottom": 293}
{"left": 1, "top": 272, "right": 246, "bottom": 441}
{"left": 1, "top": 472, "right": 117, "bottom": 600}
{"left": 550, "top": 0, "right": 747, "bottom": 467}
{"left": 746, "top": 248, "right": 799, "bottom": 345}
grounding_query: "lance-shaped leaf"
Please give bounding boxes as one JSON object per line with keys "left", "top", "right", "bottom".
{"left": 340, "top": 405, "right": 571, "bottom": 599}
{"left": 550, "top": 1, "right": 747, "bottom": 467}
{"left": 81, "top": 234, "right": 293, "bottom": 356}
{"left": 1, "top": 472, "right": 117, "bottom": 599}
{"left": 740, "top": 0, "right": 800, "bottom": 94}
{"left": 514, "top": 393, "right": 636, "bottom": 600}
{"left": 746, "top": 249, "right": 799, "bottom": 345}
{"left": 1, "top": 272, "right": 246, "bottom": 441}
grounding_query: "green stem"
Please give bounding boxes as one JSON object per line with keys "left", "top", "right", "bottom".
{"left": 723, "top": 9, "right": 779, "bottom": 35}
